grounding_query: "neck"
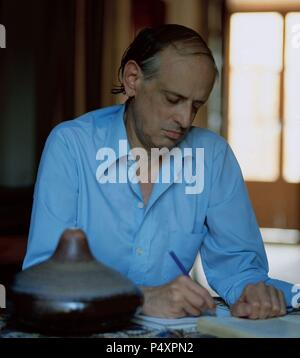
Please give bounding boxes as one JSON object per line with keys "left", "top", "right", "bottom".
{"left": 125, "top": 102, "right": 151, "bottom": 155}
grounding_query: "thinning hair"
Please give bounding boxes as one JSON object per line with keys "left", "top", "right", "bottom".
{"left": 111, "top": 24, "right": 217, "bottom": 95}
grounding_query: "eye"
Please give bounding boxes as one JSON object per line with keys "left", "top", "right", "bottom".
{"left": 192, "top": 102, "right": 203, "bottom": 112}
{"left": 166, "top": 97, "right": 179, "bottom": 105}
{"left": 192, "top": 105, "right": 201, "bottom": 112}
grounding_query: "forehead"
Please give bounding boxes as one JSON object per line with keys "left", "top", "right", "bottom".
{"left": 155, "top": 46, "right": 216, "bottom": 99}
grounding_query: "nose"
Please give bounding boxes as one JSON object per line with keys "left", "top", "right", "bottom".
{"left": 173, "top": 103, "right": 193, "bottom": 130}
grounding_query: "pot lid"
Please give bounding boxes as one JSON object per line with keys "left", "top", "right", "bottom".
{"left": 11, "top": 229, "right": 142, "bottom": 302}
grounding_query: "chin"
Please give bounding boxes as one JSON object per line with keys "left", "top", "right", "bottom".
{"left": 149, "top": 134, "right": 180, "bottom": 150}
{"left": 156, "top": 139, "right": 177, "bottom": 150}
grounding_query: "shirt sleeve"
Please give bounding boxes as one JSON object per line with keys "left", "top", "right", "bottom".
{"left": 22, "top": 126, "right": 79, "bottom": 269}
{"left": 200, "top": 142, "right": 294, "bottom": 307}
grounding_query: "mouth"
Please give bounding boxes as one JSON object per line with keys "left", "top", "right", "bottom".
{"left": 163, "top": 129, "right": 184, "bottom": 141}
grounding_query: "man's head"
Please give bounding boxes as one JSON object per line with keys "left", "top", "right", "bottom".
{"left": 112, "top": 24, "right": 217, "bottom": 151}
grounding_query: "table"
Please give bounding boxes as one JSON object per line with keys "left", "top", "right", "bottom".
{"left": 0, "top": 298, "right": 230, "bottom": 338}
{"left": 0, "top": 311, "right": 212, "bottom": 338}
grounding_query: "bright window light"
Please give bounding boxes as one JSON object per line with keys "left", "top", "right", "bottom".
{"left": 283, "top": 12, "right": 300, "bottom": 183}
{"left": 229, "top": 13, "right": 283, "bottom": 181}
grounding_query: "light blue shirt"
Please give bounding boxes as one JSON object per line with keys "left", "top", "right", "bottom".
{"left": 23, "top": 104, "right": 294, "bottom": 306}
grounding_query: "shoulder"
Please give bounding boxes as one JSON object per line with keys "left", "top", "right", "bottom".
{"left": 52, "top": 105, "right": 122, "bottom": 136}
{"left": 46, "top": 104, "right": 123, "bottom": 146}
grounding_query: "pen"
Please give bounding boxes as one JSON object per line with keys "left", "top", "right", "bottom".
{"left": 169, "top": 250, "right": 189, "bottom": 276}
{"left": 169, "top": 250, "right": 217, "bottom": 315}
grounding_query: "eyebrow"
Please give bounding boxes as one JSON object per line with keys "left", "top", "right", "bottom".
{"left": 162, "top": 89, "right": 205, "bottom": 105}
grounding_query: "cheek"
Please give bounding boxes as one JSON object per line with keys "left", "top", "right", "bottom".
{"left": 136, "top": 94, "right": 171, "bottom": 134}
{"left": 143, "top": 103, "right": 165, "bottom": 132}
{"left": 148, "top": 108, "right": 169, "bottom": 134}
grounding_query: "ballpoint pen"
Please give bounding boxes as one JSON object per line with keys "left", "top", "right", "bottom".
{"left": 169, "top": 250, "right": 217, "bottom": 315}
{"left": 169, "top": 250, "right": 189, "bottom": 276}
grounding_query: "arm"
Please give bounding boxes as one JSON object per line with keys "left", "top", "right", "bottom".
{"left": 23, "top": 126, "right": 79, "bottom": 269}
{"left": 200, "top": 142, "right": 294, "bottom": 318}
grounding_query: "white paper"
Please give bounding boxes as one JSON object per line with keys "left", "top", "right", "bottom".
{"left": 197, "top": 314, "right": 300, "bottom": 338}
{"left": 132, "top": 305, "right": 231, "bottom": 330}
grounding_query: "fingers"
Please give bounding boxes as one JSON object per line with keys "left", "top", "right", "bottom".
{"left": 231, "top": 301, "right": 252, "bottom": 317}
{"left": 183, "top": 287, "right": 213, "bottom": 316}
{"left": 232, "top": 282, "right": 287, "bottom": 320}
{"left": 277, "top": 289, "right": 287, "bottom": 316}
{"left": 167, "top": 276, "right": 215, "bottom": 317}
{"left": 181, "top": 299, "right": 204, "bottom": 317}
{"left": 237, "top": 284, "right": 262, "bottom": 319}
{"left": 268, "top": 285, "right": 282, "bottom": 318}
{"left": 181, "top": 276, "right": 216, "bottom": 310}
{"left": 254, "top": 282, "right": 272, "bottom": 319}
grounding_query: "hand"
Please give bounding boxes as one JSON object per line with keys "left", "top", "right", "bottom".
{"left": 139, "top": 275, "right": 215, "bottom": 318}
{"left": 231, "top": 282, "right": 286, "bottom": 319}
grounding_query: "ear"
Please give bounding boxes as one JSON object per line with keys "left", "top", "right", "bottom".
{"left": 122, "top": 60, "right": 142, "bottom": 98}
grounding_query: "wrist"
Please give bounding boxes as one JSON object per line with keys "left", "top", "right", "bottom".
{"left": 138, "top": 285, "right": 156, "bottom": 315}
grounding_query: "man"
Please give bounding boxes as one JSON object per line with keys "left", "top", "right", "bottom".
{"left": 23, "top": 24, "right": 294, "bottom": 319}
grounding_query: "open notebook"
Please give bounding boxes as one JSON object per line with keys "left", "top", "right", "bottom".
{"left": 197, "top": 312, "right": 300, "bottom": 338}
{"left": 132, "top": 303, "right": 300, "bottom": 337}
{"left": 132, "top": 302, "right": 231, "bottom": 330}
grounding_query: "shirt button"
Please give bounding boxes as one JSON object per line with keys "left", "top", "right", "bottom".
{"left": 136, "top": 247, "right": 144, "bottom": 256}
{"left": 137, "top": 202, "right": 144, "bottom": 209}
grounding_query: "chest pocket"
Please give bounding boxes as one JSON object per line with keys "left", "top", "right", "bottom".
{"left": 162, "top": 230, "right": 202, "bottom": 282}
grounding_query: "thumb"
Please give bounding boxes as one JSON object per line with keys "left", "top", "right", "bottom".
{"left": 231, "top": 301, "right": 252, "bottom": 318}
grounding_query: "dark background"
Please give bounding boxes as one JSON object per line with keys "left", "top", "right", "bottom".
{"left": 0, "top": 0, "right": 169, "bottom": 287}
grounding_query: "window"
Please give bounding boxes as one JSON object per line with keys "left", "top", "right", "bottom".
{"left": 226, "top": 4, "right": 300, "bottom": 235}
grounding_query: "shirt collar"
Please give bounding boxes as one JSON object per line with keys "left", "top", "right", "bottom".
{"left": 104, "top": 104, "right": 130, "bottom": 161}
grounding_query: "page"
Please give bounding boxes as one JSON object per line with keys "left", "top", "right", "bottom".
{"left": 132, "top": 304, "right": 231, "bottom": 330}
{"left": 197, "top": 313, "right": 300, "bottom": 338}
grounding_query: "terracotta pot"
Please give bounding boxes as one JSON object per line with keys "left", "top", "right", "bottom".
{"left": 10, "top": 229, "right": 143, "bottom": 335}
